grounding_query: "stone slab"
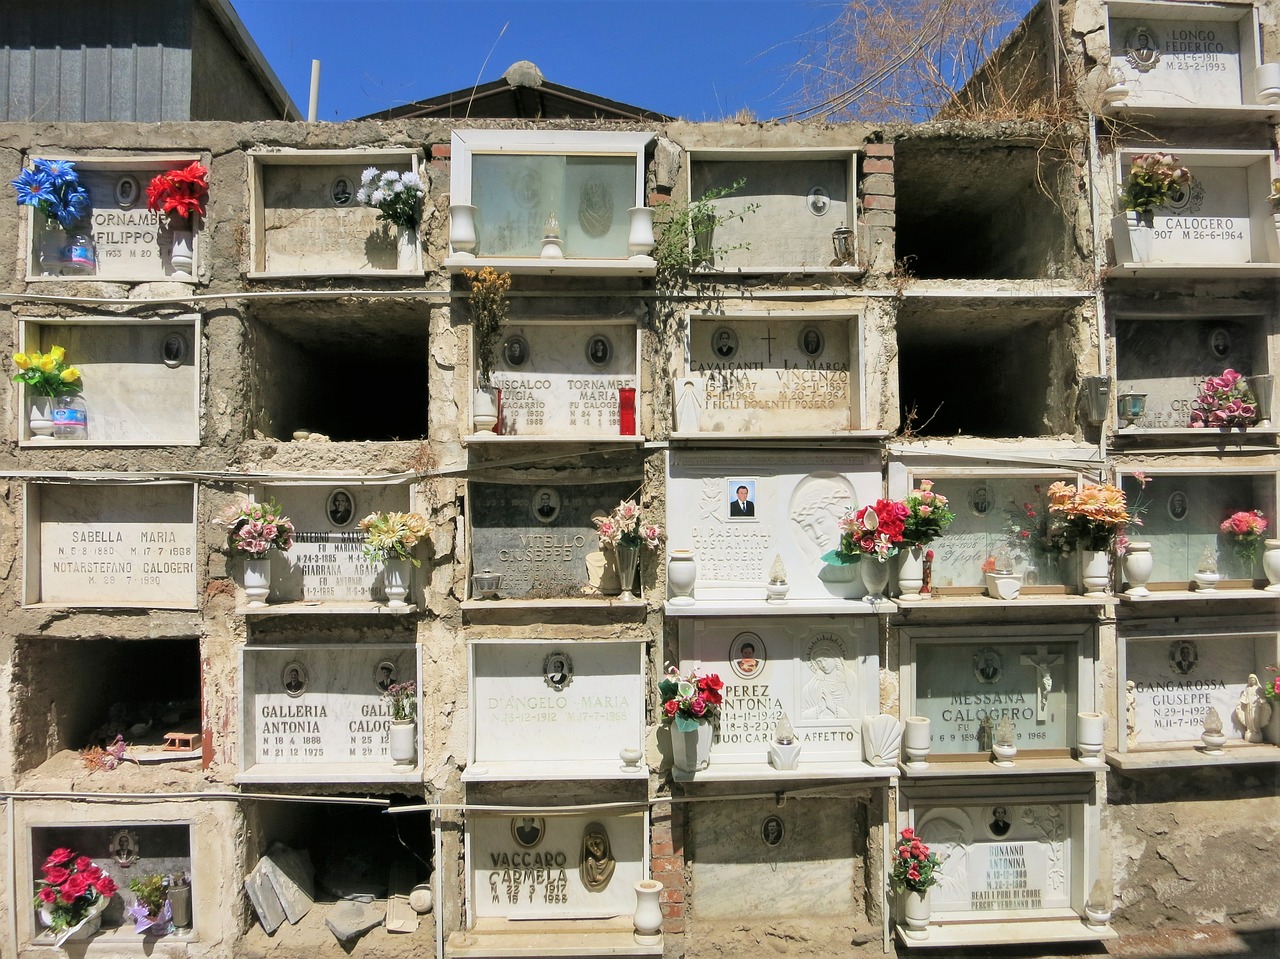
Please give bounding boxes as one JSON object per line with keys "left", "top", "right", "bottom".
{"left": 35, "top": 482, "right": 197, "bottom": 607}
{"left": 471, "top": 641, "right": 644, "bottom": 767}
{"left": 1110, "top": 17, "right": 1244, "bottom": 107}
{"left": 262, "top": 842, "right": 316, "bottom": 924}
{"left": 326, "top": 900, "right": 383, "bottom": 942}
{"left": 244, "top": 862, "right": 287, "bottom": 934}
{"left": 469, "top": 812, "right": 643, "bottom": 920}
{"left": 1127, "top": 635, "right": 1261, "bottom": 745}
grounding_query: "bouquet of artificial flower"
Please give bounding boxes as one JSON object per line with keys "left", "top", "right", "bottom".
{"left": 383, "top": 680, "right": 418, "bottom": 721}
{"left": 658, "top": 667, "right": 723, "bottom": 732}
{"left": 146, "top": 162, "right": 209, "bottom": 220}
{"left": 1188, "top": 369, "right": 1258, "bottom": 428}
{"left": 358, "top": 511, "right": 431, "bottom": 566}
{"left": 216, "top": 499, "right": 295, "bottom": 559}
{"left": 900, "top": 480, "right": 955, "bottom": 547}
{"left": 11, "top": 158, "right": 90, "bottom": 228}
{"left": 33, "top": 848, "right": 118, "bottom": 933}
{"left": 1220, "top": 510, "right": 1268, "bottom": 567}
{"left": 10, "top": 345, "right": 82, "bottom": 398}
{"left": 1122, "top": 152, "right": 1190, "bottom": 216}
{"left": 1263, "top": 665, "right": 1279, "bottom": 703}
{"left": 824, "top": 498, "right": 908, "bottom": 564}
{"left": 356, "top": 167, "right": 425, "bottom": 229}
{"left": 593, "top": 499, "right": 664, "bottom": 551}
{"left": 890, "top": 828, "right": 943, "bottom": 894}
{"left": 1046, "top": 482, "right": 1129, "bottom": 552}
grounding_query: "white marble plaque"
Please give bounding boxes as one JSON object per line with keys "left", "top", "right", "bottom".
{"left": 666, "top": 452, "right": 881, "bottom": 601}
{"left": 680, "top": 317, "right": 855, "bottom": 433}
{"left": 242, "top": 645, "right": 416, "bottom": 769}
{"left": 917, "top": 804, "right": 1072, "bottom": 915}
{"left": 915, "top": 638, "right": 1076, "bottom": 754}
{"left": 489, "top": 323, "right": 637, "bottom": 436}
{"left": 691, "top": 798, "right": 858, "bottom": 919}
{"left": 470, "top": 641, "right": 644, "bottom": 766}
{"left": 1140, "top": 167, "right": 1251, "bottom": 264}
{"left": 1127, "top": 637, "right": 1257, "bottom": 745}
{"left": 80, "top": 169, "right": 170, "bottom": 278}
{"left": 687, "top": 618, "right": 878, "bottom": 763}
{"left": 1111, "top": 18, "right": 1244, "bottom": 106}
{"left": 35, "top": 483, "right": 197, "bottom": 607}
{"left": 470, "top": 812, "right": 644, "bottom": 919}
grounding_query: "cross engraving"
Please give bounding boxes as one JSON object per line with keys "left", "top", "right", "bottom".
{"left": 760, "top": 328, "right": 776, "bottom": 362}
{"left": 1020, "top": 645, "right": 1064, "bottom": 723}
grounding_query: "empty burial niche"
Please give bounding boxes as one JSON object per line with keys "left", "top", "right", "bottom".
{"left": 15, "top": 637, "right": 200, "bottom": 774}
{"left": 894, "top": 139, "right": 1067, "bottom": 280}
{"left": 245, "top": 797, "right": 433, "bottom": 914}
{"left": 898, "top": 308, "right": 1063, "bottom": 438}
{"left": 249, "top": 309, "right": 428, "bottom": 442}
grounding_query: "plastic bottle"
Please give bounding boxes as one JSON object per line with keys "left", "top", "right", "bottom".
{"left": 52, "top": 395, "right": 88, "bottom": 439}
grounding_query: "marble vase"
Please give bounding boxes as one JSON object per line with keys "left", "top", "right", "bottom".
{"left": 897, "top": 545, "right": 926, "bottom": 600}
{"left": 1122, "top": 541, "right": 1153, "bottom": 596}
{"left": 667, "top": 549, "right": 696, "bottom": 605}
{"left": 903, "top": 716, "right": 931, "bottom": 768}
{"left": 384, "top": 556, "right": 411, "bottom": 607}
{"left": 1080, "top": 549, "right": 1110, "bottom": 597}
{"left": 861, "top": 556, "right": 891, "bottom": 604}
{"left": 28, "top": 395, "right": 54, "bottom": 436}
{"left": 633, "top": 879, "right": 663, "bottom": 944}
{"left": 671, "top": 722, "right": 712, "bottom": 772}
{"left": 170, "top": 227, "right": 194, "bottom": 276}
{"left": 396, "top": 225, "right": 419, "bottom": 270}
{"left": 902, "top": 888, "right": 930, "bottom": 940}
{"left": 388, "top": 718, "right": 416, "bottom": 765}
{"left": 1263, "top": 539, "right": 1280, "bottom": 591}
{"left": 243, "top": 556, "right": 271, "bottom": 606}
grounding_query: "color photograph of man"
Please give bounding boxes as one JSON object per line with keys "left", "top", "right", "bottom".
{"left": 729, "top": 483, "right": 755, "bottom": 517}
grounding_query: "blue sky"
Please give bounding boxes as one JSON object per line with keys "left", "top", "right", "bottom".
{"left": 228, "top": 1, "right": 849, "bottom": 122}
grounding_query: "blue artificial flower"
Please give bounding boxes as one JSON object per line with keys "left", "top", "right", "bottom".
{"left": 55, "top": 186, "right": 91, "bottom": 227}
{"left": 35, "top": 158, "right": 78, "bottom": 186}
{"left": 11, "top": 168, "right": 52, "bottom": 207}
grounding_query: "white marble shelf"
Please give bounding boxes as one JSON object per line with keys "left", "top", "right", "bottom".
{"left": 444, "top": 256, "right": 656, "bottom": 277}
{"left": 463, "top": 597, "right": 647, "bottom": 612}
{"left": 447, "top": 917, "right": 661, "bottom": 959}
{"left": 236, "top": 601, "right": 417, "bottom": 616}
{"left": 1113, "top": 427, "right": 1279, "bottom": 442}
{"left": 1108, "top": 743, "right": 1280, "bottom": 772}
{"left": 890, "top": 594, "right": 1110, "bottom": 611}
{"left": 1110, "top": 263, "right": 1280, "bottom": 278}
{"left": 236, "top": 762, "right": 422, "bottom": 785}
{"left": 463, "top": 434, "right": 646, "bottom": 446}
{"left": 669, "top": 430, "right": 890, "bottom": 443}
{"left": 664, "top": 599, "right": 885, "bottom": 617}
{"left": 462, "top": 760, "right": 649, "bottom": 783}
{"left": 245, "top": 269, "right": 422, "bottom": 280}
{"left": 1117, "top": 588, "right": 1279, "bottom": 603}
{"left": 1101, "top": 102, "right": 1280, "bottom": 125}
{"left": 684, "top": 264, "right": 868, "bottom": 280}
{"left": 894, "top": 916, "right": 1116, "bottom": 949}
{"left": 671, "top": 761, "right": 897, "bottom": 784}
{"left": 898, "top": 757, "right": 1099, "bottom": 779}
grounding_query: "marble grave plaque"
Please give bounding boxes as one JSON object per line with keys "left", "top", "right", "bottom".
{"left": 36, "top": 483, "right": 197, "bottom": 607}
{"left": 489, "top": 323, "right": 637, "bottom": 436}
{"left": 915, "top": 639, "right": 1077, "bottom": 754}
{"left": 470, "top": 641, "right": 644, "bottom": 767}
{"left": 1133, "top": 166, "right": 1252, "bottom": 264}
{"left": 469, "top": 479, "right": 637, "bottom": 598}
{"left": 1127, "top": 637, "right": 1259, "bottom": 746}
{"left": 470, "top": 812, "right": 644, "bottom": 920}
{"left": 666, "top": 452, "right": 881, "bottom": 601}
{"left": 243, "top": 645, "right": 416, "bottom": 768}
{"left": 1110, "top": 18, "right": 1244, "bottom": 107}
{"left": 78, "top": 169, "right": 170, "bottom": 279}
{"left": 687, "top": 617, "right": 878, "bottom": 764}
{"left": 679, "top": 317, "right": 854, "bottom": 433}
{"left": 917, "top": 804, "right": 1073, "bottom": 915}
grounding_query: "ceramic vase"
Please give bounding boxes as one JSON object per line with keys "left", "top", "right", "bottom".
{"left": 1122, "top": 541, "right": 1153, "bottom": 596}
{"left": 243, "top": 556, "right": 271, "bottom": 606}
{"left": 898, "top": 545, "right": 926, "bottom": 601}
{"left": 473, "top": 388, "right": 498, "bottom": 434}
{"left": 1256, "top": 62, "right": 1280, "bottom": 103}
{"left": 616, "top": 541, "right": 641, "bottom": 601}
{"left": 667, "top": 549, "right": 696, "bottom": 605}
{"left": 903, "top": 716, "right": 931, "bottom": 768}
{"left": 28, "top": 395, "right": 54, "bottom": 436}
{"left": 396, "top": 225, "right": 419, "bottom": 270}
{"left": 627, "top": 206, "right": 655, "bottom": 258}
{"left": 384, "top": 556, "right": 411, "bottom": 607}
{"left": 861, "top": 556, "right": 891, "bottom": 604}
{"left": 1263, "top": 540, "right": 1280, "bottom": 592}
{"left": 1080, "top": 549, "right": 1110, "bottom": 598}
{"left": 1077, "top": 711, "right": 1105, "bottom": 765}
{"left": 388, "top": 718, "right": 416, "bottom": 765}
{"left": 170, "top": 227, "right": 194, "bottom": 276}
{"left": 902, "top": 888, "right": 930, "bottom": 940}
{"left": 671, "top": 722, "right": 712, "bottom": 772}
{"left": 633, "top": 879, "right": 664, "bottom": 944}
{"left": 819, "top": 561, "right": 860, "bottom": 599}
{"left": 449, "top": 203, "right": 478, "bottom": 256}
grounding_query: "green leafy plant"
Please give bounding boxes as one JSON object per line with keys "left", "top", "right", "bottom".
{"left": 653, "top": 178, "right": 759, "bottom": 286}
{"left": 1122, "top": 152, "right": 1190, "bottom": 216}
{"left": 890, "top": 828, "right": 943, "bottom": 893}
{"left": 128, "top": 874, "right": 168, "bottom": 917}
{"left": 462, "top": 266, "right": 511, "bottom": 389}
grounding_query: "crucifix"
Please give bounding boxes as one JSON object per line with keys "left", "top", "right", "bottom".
{"left": 1020, "top": 645, "right": 1063, "bottom": 723}
{"left": 760, "top": 327, "right": 776, "bottom": 362}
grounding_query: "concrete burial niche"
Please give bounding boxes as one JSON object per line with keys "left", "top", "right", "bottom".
{"left": 13, "top": 636, "right": 201, "bottom": 776}
{"left": 248, "top": 149, "right": 424, "bottom": 275}
{"left": 466, "top": 640, "right": 645, "bottom": 781}
{"left": 485, "top": 320, "right": 639, "bottom": 438}
{"left": 897, "top": 301, "right": 1079, "bottom": 437}
{"left": 902, "top": 624, "right": 1093, "bottom": 757}
{"left": 239, "top": 644, "right": 420, "bottom": 783}
{"left": 467, "top": 811, "right": 645, "bottom": 920}
{"left": 18, "top": 316, "right": 201, "bottom": 445}
{"left": 689, "top": 152, "right": 858, "bottom": 272}
{"left": 677, "top": 313, "right": 862, "bottom": 435}
{"left": 24, "top": 481, "right": 198, "bottom": 608}
{"left": 247, "top": 303, "right": 428, "bottom": 442}
{"left": 895, "top": 139, "right": 1070, "bottom": 280}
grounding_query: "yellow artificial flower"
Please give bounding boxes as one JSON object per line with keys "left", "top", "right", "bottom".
{"left": 60, "top": 366, "right": 81, "bottom": 383}
{"left": 38, "top": 354, "right": 57, "bottom": 373}
{"left": 49, "top": 345, "right": 65, "bottom": 363}
{"left": 12, "top": 353, "right": 31, "bottom": 369}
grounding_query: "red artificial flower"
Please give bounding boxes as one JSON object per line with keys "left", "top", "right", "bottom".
{"left": 900, "top": 828, "right": 915, "bottom": 840}
{"left": 907, "top": 864, "right": 921, "bottom": 881}
{"left": 38, "top": 886, "right": 58, "bottom": 904}
{"left": 42, "top": 866, "right": 70, "bottom": 886}
{"left": 689, "top": 696, "right": 708, "bottom": 716}
{"left": 93, "top": 874, "right": 118, "bottom": 897}
{"left": 74, "top": 856, "right": 93, "bottom": 872}
{"left": 663, "top": 700, "right": 678, "bottom": 718}
{"left": 146, "top": 162, "right": 209, "bottom": 219}
{"left": 44, "top": 848, "right": 74, "bottom": 868}
{"left": 81, "top": 865, "right": 103, "bottom": 882}
{"left": 898, "top": 847, "right": 910, "bottom": 859}
{"left": 62, "top": 872, "right": 90, "bottom": 900}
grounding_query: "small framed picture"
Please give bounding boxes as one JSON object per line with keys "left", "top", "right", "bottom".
{"left": 282, "top": 661, "right": 309, "bottom": 697}
{"left": 327, "top": 488, "right": 356, "bottom": 527}
{"left": 970, "top": 484, "right": 992, "bottom": 517}
{"left": 711, "top": 327, "right": 738, "bottom": 359}
{"left": 114, "top": 175, "right": 140, "bottom": 209}
{"left": 330, "top": 176, "right": 354, "bottom": 206}
{"left": 727, "top": 479, "right": 758, "bottom": 521}
{"left": 162, "top": 332, "right": 188, "bottom": 368}
{"left": 585, "top": 334, "right": 613, "bottom": 367}
{"left": 512, "top": 816, "right": 545, "bottom": 848}
{"left": 761, "top": 816, "right": 784, "bottom": 846}
{"left": 730, "top": 632, "right": 766, "bottom": 680}
{"left": 503, "top": 335, "right": 530, "bottom": 369}
{"left": 374, "top": 661, "right": 397, "bottom": 691}
{"left": 798, "top": 327, "right": 824, "bottom": 359}
{"left": 1167, "top": 490, "right": 1188, "bottom": 522}
{"left": 1209, "top": 328, "right": 1231, "bottom": 359}
{"left": 532, "top": 487, "right": 561, "bottom": 524}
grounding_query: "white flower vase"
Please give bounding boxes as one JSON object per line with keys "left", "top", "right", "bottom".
{"left": 1263, "top": 540, "right": 1280, "bottom": 592}
{"left": 819, "top": 561, "right": 860, "bottom": 599}
{"left": 902, "top": 888, "right": 931, "bottom": 940}
{"left": 627, "top": 206, "right": 655, "bottom": 258}
{"left": 1080, "top": 549, "right": 1111, "bottom": 598}
{"left": 897, "top": 545, "right": 926, "bottom": 601}
{"left": 170, "top": 228, "right": 194, "bottom": 276}
{"left": 667, "top": 549, "right": 696, "bottom": 606}
{"left": 396, "top": 225, "right": 419, "bottom": 271}
{"left": 449, "top": 203, "right": 478, "bottom": 257}
{"left": 388, "top": 718, "right": 416, "bottom": 765}
{"left": 28, "top": 395, "right": 55, "bottom": 437}
{"left": 903, "top": 716, "right": 931, "bottom": 768}
{"left": 384, "top": 556, "right": 411, "bottom": 607}
{"left": 473, "top": 388, "right": 498, "bottom": 434}
{"left": 1077, "top": 711, "right": 1105, "bottom": 765}
{"left": 671, "top": 722, "right": 712, "bottom": 772}
{"left": 633, "top": 879, "right": 664, "bottom": 944}
{"left": 861, "top": 556, "right": 891, "bottom": 604}
{"left": 243, "top": 556, "right": 271, "bottom": 606}
{"left": 1122, "top": 541, "right": 1153, "bottom": 596}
